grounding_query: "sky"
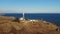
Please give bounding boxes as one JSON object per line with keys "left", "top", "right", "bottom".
{"left": 0, "top": 0, "right": 60, "bottom": 13}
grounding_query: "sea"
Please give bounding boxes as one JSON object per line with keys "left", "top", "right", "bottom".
{"left": 1, "top": 13, "right": 60, "bottom": 26}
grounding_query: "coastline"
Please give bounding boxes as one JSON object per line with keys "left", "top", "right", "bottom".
{"left": 0, "top": 16, "right": 60, "bottom": 34}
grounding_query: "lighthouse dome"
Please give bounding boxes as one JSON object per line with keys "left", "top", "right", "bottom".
{"left": 19, "top": 17, "right": 24, "bottom": 21}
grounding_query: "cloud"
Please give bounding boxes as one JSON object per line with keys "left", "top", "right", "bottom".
{"left": 0, "top": 9, "right": 20, "bottom": 13}
{"left": 23, "top": 9, "right": 60, "bottom": 13}
{"left": 0, "top": 9, "right": 60, "bottom": 13}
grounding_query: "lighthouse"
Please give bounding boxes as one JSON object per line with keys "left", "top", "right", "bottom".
{"left": 19, "top": 12, "right": 25, "bottom": 21}
{"left": 23, "top": 12, "right": 24, "bottom": 19}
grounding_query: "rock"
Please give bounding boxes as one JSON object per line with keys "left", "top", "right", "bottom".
{"left": 0, "top": 16, "right": 15, "bottom": 21}
{"left": 20, "top": 20, "right": 58, "bottom": 33}
{"left": 0, "top": 16, "right": 16, "bottom": 24}
{"left": 0, "top": 22, "right": 12, "bottom": 33}
{"left": 11, "top": 22, "right": 24, "bottom": 31}
{"left": 0, "top": 17, "right": 59, "bottom": 34}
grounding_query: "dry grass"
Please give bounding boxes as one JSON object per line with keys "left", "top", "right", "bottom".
{"left": 0, "top": 16, "right": 60, "bottom": 34}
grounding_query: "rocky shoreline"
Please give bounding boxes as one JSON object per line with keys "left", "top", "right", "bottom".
{"left": 0, "top": 16, "right": 60, "bottom": 34}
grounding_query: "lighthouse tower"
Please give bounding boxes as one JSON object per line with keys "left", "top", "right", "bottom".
{"left": 23, "top": 12, "right": 24, "bottom": 19}
{"left": 19, "top": 12, "right": 25, "bottom": 21}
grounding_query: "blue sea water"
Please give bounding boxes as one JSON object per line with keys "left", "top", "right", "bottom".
{"left": 2, "top": 13, "right": 60, "bottom": 26}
